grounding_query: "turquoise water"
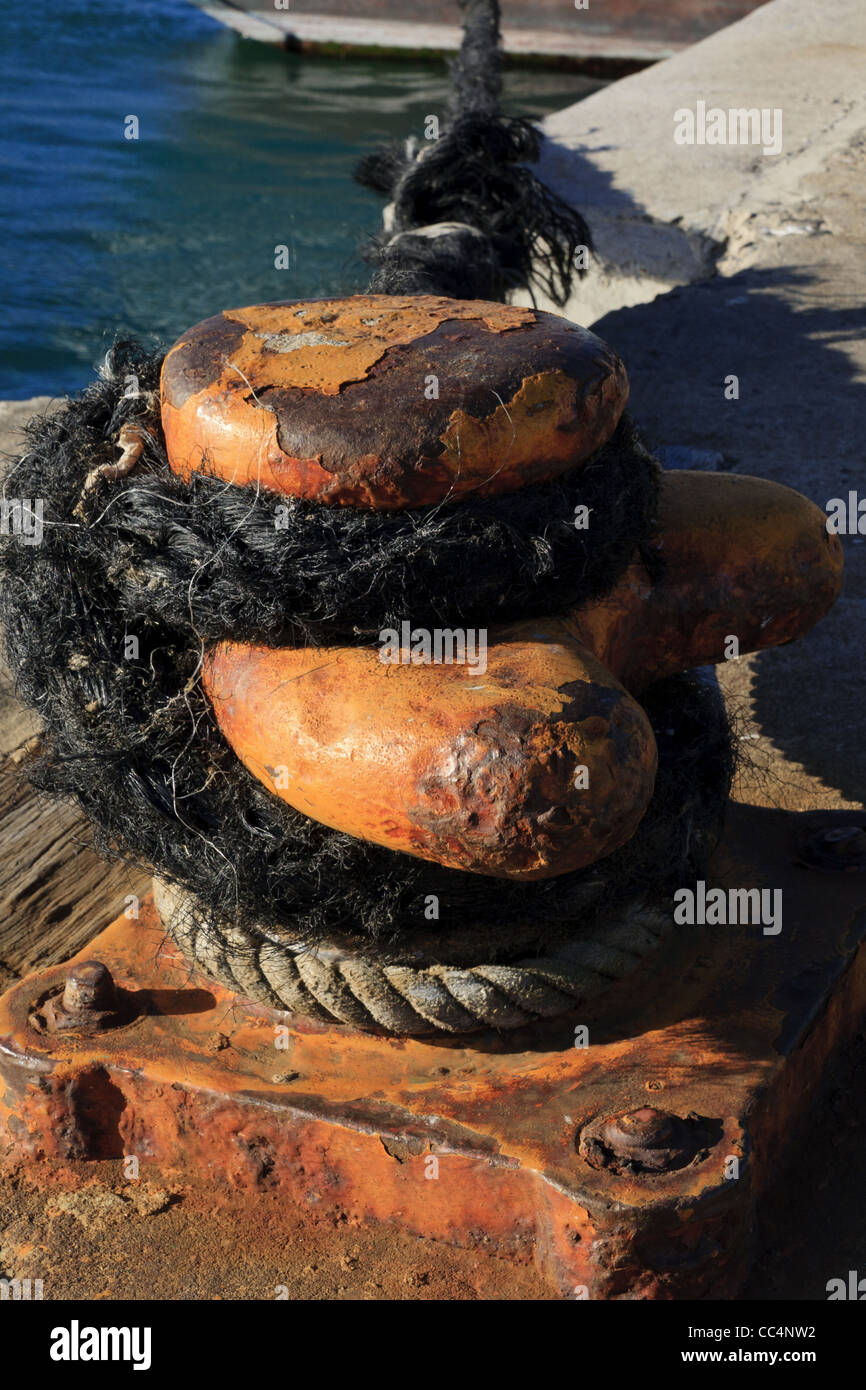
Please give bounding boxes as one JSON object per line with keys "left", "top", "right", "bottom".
{"left": 0, "top": 0, "right": 602, "bottom": 398}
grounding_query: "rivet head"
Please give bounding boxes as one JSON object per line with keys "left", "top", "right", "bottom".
{"left": 579, "top": 1108, "right": 719, "bottom": 1175}
{"left": 797, "top": 822, "right": 866, "bottom": 872}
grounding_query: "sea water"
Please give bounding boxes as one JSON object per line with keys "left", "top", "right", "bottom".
{"left": 0, "top": 0, "right": 601, "bottom": 397}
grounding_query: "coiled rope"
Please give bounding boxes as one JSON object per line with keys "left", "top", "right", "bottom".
{"left": 154, "top": 879, "right": 671, "bottom": 1035}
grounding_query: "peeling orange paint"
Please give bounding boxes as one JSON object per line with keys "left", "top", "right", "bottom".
{"left": 160, "top": 295, "right": 628, "bottom": 509}
{"left": 220, "top": 296, "right": 536, "bottom": 395}
{"left": 439, "top": 367, "right": 616, "bottom": 492}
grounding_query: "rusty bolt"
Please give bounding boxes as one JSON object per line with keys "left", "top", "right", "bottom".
{"left": 37, "top": 960, "right": 129, "bottom": 1034}
{"left": 63, "top": 961, "right": 116, "bottom": 1013}
{"left": 797, "top": 823, "right": 866, "bottom": 872}
{"left": 579, "top": 1107, "right": 718, "bottom": 1175}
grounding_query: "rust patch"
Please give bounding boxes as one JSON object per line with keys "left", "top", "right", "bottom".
{"left": 222, "top": 296, "right": 536, "bottom": 395}
{"left": 203, "top": 632, "right": 656, "bottom": 880}
{"left": 408, "top": 682, "right": 656, "bottom": 878}
{"left": 439, "top": 368, "right": 607, "bottom": 497}
{"left": 579, "top": 1109, "right": 723, "bottom": 1176}
{"left": 160, "top": 313, "right": 247, "bottom": 411}
{"left": 7, "top": 839, "right": 866, "bottom": 1300}
{"left": 564, "top": 471, "right": 845, "bottom": 691}
{"left": 160, "top": 296, "right": 628, "bottom": 509}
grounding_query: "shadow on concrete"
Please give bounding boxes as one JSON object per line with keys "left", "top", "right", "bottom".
{"left": 536, "top": 133, "right": 725, "bottom": 290}
{"left": 591, "top": 265, "right": 866, "bottom": 808}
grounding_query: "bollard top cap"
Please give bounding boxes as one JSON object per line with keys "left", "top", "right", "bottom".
{"left": 160, "top": 295, "right": 628, "bottom": 510}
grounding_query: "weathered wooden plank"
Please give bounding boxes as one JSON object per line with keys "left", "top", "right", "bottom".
{"left": 0, "top": 399, "right": 151, "bottom": 984}
{"left": 0, "top": 745, "right": 150, "bottom": 979}
{"left": 0, "top": 660, "right": 38, "bottom": 758}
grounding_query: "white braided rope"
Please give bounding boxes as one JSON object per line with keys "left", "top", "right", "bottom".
{"left": 153, "top": 878, "right": 671, "bottom": 1036}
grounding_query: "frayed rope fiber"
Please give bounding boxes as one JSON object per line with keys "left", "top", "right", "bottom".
{"left": 358, "top": 114, "right": 591, "bottom": 305}
{"left": 357, "top": 1, "right": 591, "bottom": 305}
{"left": 0, "top": 345, "right": 732, "bottom": 949}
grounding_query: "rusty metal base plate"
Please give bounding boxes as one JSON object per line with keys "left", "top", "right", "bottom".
{"left": 2, "top": 803, "right": 866, "bottom": 1300}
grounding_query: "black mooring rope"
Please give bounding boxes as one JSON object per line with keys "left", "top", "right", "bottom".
{"left": 357, "top": 0, "right": 592, "bottom": 304}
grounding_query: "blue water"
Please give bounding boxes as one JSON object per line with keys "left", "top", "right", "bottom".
{"left": 0, "top": 0, "right": 602, "bottom": 398}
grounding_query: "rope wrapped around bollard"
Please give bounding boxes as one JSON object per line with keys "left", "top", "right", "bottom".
{"left": 154, "top": 878, "right": 673, "bottom": 1034}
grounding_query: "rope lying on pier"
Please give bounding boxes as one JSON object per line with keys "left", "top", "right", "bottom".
{"left": 358, "top": 0, "right": 591, "bottom": 303}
